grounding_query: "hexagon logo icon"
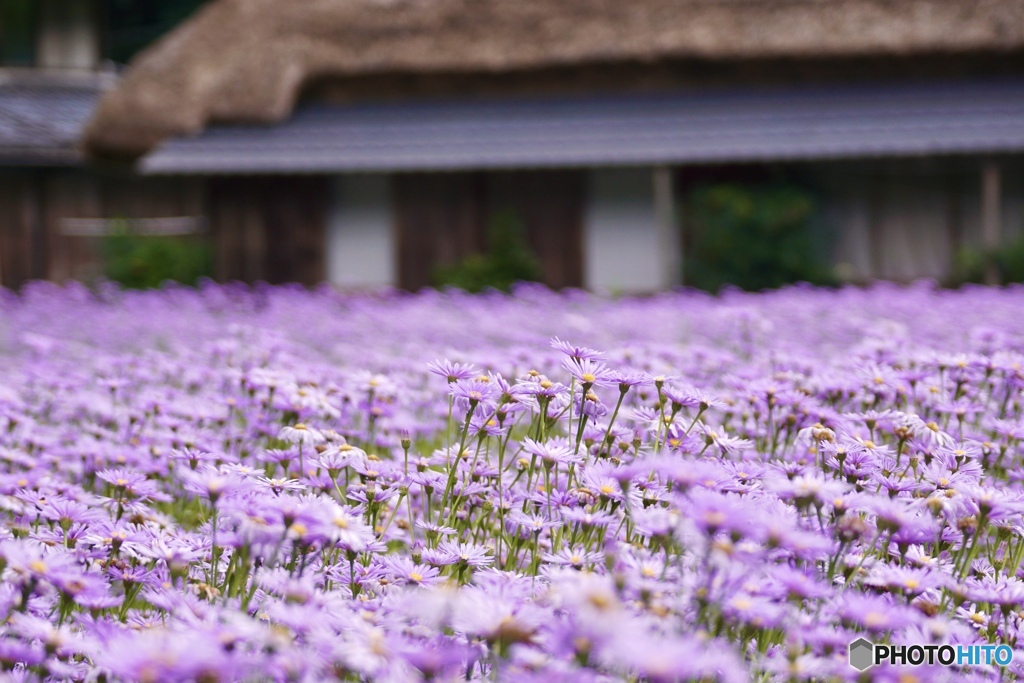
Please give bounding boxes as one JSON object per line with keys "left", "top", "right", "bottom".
{"left": 849, "top": 638, "right": 874, "bottom": 671}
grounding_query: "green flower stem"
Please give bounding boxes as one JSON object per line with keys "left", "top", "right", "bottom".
{"left": 599, "top": 387, "right": 629, "bottom": 458}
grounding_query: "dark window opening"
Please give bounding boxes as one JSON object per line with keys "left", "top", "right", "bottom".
{"left": 101, "top": 0, "right": 208, "bottom": 65}
{"left": 0, "top": 0, "right": 37, "bottom": 67}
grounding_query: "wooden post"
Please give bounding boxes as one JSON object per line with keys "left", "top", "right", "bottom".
{"left": 28, "top": 170, "right": 46, "bottom": 281}
{"left": 982, "top": 161, "right": 1002, "bottom": 286}
{"left": 867, "top": 177, "right": 884, "bottom": 281}
{"left": 653, "top": 166, "right": 681, "bottom": 289}
{"left": 36, "top": 0, "right": 101, "bottom": 70}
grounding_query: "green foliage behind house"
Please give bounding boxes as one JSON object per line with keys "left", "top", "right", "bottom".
{"left": 685, "top": 183, "right": 835, "bottom": 292}
{"left": 102, "top": 231, "right": 211, "bottom": 289}
{"left": 433, "top": 210, "right": 543, "bottom": 293}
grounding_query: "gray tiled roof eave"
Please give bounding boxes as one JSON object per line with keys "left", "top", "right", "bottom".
{"left": 0, "top": 74, "right": 107, "bottom": 165}
{"left": 138, "top": 79, "right": 1024, "bottom": 174}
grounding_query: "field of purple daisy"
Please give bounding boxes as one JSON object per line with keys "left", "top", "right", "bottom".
{"left": 1, "top": 281, "right": 1024, "bottom": 682}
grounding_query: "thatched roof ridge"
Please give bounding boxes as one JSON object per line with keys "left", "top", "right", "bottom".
{"left": 83, "top": 0, "right": 1024, "bottom": 159}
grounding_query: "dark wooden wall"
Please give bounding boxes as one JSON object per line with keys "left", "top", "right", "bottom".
{"left": 393, "top": 172, "right": 486, "bottom": 289}
{"left": 0, "top": 170, "right": 328, "bottom": 289}
{"left": 207, "top": 176, "right": 328, "bottom": 285}
{"left": 0, "top": 170, "right": 45, "bottom": 287}
{"left": 2, "top": 168, "right": 579, "bottom": 291}
{"left": 394, "top": 170, "right": 584, "bottom": 290}
{"left": 0, "top": 169, "right": 205, "bottom": 288}
{"left": 305, "top": 53, "right": 1024, "bottom": 105}
{"left": 489, "top": 171, "right": 584, "bottom": 289}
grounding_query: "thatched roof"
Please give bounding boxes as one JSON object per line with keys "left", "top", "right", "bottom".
{"left": 83, "top": 0, "right": 1024, "bottom": 159}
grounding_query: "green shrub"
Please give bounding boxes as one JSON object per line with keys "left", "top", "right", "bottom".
{"left": 434, "top": 211, "right": 543, "bottom": 292}
{"left": 952, "top": 237, "right": 1024, "bottom": 286}
{"left": 102, "top": 227, "right": 212, "bottom": 289}
{"left": 685, "top": 183, "right": 834, "bottom": 292}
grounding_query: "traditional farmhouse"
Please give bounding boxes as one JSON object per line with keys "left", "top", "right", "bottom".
{"left": 12, "top": 0, "right": 1024, "bottom": 290}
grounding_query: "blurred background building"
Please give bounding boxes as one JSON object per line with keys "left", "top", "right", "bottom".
{"left": 3, "top": 0, "right": 1024, "bottom": 291}
{"left": 0, "top": 0, "right": 206, "bottom": 287}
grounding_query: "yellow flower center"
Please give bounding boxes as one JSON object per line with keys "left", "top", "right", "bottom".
{"left": 864, "top": 612, "right": 887, "bottom": 627}
{"left": 704, "top": 511, "right": 726, "bottom": 527}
